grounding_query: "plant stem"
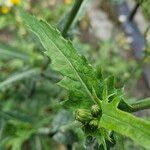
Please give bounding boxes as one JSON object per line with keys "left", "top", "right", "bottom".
{"left": 130, "top": 97, "right": 150, "bottom": 112}
{"left": 62, "top": 0, "right": 84, "bottom": 37}
{"left": 128, "top": 1, "right": 140, "bottom": 21}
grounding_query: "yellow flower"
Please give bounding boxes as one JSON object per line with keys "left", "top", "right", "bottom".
{"left": 10, "top": 0, "right": 21, "bottom": 5}
{"left": 64, "top": 0, "right": 72, "bottom": 5}
{"left": 1, "top": 6, "right": 10, "bottom": 14}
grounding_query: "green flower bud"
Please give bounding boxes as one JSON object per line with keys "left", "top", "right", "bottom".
{"left": 91, "top": 104, "right": 101, "bottom": 117}
{"left": 75, "top": 109, "right": 92, "bottom": 124}
{"left": 89, "top": 119, "right": 98, "bottom": 130}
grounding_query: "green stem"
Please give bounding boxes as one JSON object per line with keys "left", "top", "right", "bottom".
{"left": 130, "top": 97, "right": 150, "bottom": 112}
{"left": 62, "top": 0, "right": 84, "bottom": 37}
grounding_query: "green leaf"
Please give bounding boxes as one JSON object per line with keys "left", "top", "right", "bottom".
{"left": 0, "top": 42, "right": 29, "bottom": 61}
{"left": 100, "top": 96, "right": 150, "bottom": 149}
{"left": 0, "top": 110, "right": 35, "bottom": 123}
{"left": 19, "top": 9, "right": 100, "bottom": 108}
{"left": 0, "top": 68, "right": 40, "bottom": 90}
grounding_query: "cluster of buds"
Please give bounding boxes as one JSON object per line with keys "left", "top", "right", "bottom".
{"left": 0, "top": 0, "right": 20, "bottom": 14}
{"left": 75, "top": 104, "right": 102, "bottom": 131}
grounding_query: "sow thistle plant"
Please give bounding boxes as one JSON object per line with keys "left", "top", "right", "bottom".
{"left": 18, "top": 6, "right": 150, "bottom": 150}
{"left": 0, "top": 0, "right": 20, "bottom": 14}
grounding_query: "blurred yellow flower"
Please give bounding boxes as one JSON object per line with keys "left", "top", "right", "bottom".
{"left": 10, "top": 0, "right": 20, "bottom": 5}
{"left": 64, "top": 0, "right": 72, "bottom": 5}
{"left": 1, "top": 6, "right": 10, "bottom": 14}
{"left": 49, "top": 0, "right": 56, "bottom": 6}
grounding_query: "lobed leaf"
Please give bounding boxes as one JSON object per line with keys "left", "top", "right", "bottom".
{"left": 100, "top": 96, "right": 150, "bottom": 149}
{"left": 19, "top": 9, "right": 100, "bottom": 108}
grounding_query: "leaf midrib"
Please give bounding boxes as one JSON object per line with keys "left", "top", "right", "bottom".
{"left": 39, "top": 21, "right": 95, "bottom": 102}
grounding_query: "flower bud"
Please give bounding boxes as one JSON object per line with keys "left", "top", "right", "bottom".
{"left": 91, "top": 104, "right": 101, "bottom": 117}
{"left": 75, "top": 109, "right": 92, "bottom": 124}
{"left": 89, "top": 119, "right": 98, "bottom": 130}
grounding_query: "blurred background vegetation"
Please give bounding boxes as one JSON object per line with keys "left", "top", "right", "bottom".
{"left": 0, "top": 0, "right": 150, "bottom": 149}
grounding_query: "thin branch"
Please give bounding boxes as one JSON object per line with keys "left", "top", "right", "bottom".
{"left": 128, "top": 0, "right": 144, "bottom": 21}
{"left": 130, "top": 97, "right": 150, "bottom": 112}
{"left": 62, "top": 0, "right": 84, "bottom": 37}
